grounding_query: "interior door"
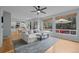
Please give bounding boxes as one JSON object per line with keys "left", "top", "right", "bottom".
{"left": 3, "top": 11, "right": 11, "bottom": 38}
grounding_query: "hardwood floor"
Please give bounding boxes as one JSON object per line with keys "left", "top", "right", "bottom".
{"left": 0, "top": 31, "right": 21, "bottom": 53}
{"left": 11, "top": 31, "right": 21, "bottom": 41}
{"left": 0, "top": 37, "right": 15, "bottom": 53}
{"left": 45, "top": 39, "right": 79, "bottom": 53}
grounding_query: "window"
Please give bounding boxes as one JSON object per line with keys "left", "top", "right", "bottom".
{"left": 56, "top": 13, "right": 77, "bottom": 35}
{"left": 43, "top": 18, "right": 52, "bottom": 31}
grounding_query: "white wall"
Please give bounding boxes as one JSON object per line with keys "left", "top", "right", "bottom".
{"left": 0, "top": 9, "right": 3, "bottom": 47}
{"left": 11, "top": 21, "right": 17, "bottom": 32}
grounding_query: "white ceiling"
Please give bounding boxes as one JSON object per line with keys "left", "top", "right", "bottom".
{"left": 0, "top": 6, "right": 79, "bottom": 20}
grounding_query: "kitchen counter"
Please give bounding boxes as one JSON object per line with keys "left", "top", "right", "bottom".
{"left": 15, "top": 37, "right": 59, "bottom": 53}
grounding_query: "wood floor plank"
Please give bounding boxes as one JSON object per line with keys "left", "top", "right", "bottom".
{"left": 46, "top": 39, "right": 79, "bottom": 53}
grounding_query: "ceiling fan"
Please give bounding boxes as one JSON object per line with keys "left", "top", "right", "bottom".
{"left": 31, "top": 6, "right": 47, "bottom": 15}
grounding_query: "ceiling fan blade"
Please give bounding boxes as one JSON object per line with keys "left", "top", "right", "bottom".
{"left": 31, "top": 10, "right": 37, "bottom": 12}
{"left": 40, "top": 10, "right": 46, "bottom": 14}
{"left": 33, "top": 6, "right": 38, "bottom": 10}
{"left": 41, "top": 7, "right": 47, "bottom": 10}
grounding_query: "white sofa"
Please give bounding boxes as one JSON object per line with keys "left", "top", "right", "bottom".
{"left": 28, "top": 34, "right": 37, "bottom": 43}
{"left": 21, "top": 32, "right": 37, "bottom": 43}
{"left": 21, "top": 32, "right": 28, "bottom": 43}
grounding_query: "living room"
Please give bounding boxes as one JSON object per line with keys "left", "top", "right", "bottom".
{"left": 0, "top": 6, "right": 79, "bottom": 53}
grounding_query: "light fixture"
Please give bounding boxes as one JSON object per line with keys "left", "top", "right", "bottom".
{"left": 37, "top": 11, "right": 40, "bottom": 13}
